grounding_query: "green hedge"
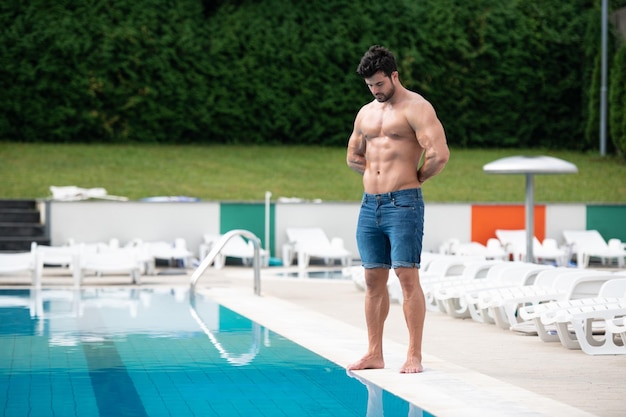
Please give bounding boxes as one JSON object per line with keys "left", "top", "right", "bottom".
{"left": 0, "top": 0, "right": 623, "bottom": 153}
{"left": 406, "top": 1, "right": 594, "bottom": 149}
{"left": 0, "top": 1, "right": 210, "bottom": 143}
{"left": 610, "top": 43, "right": 626, "bottom": 155}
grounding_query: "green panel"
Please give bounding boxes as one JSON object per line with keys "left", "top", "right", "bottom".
{"left": 219, "top": 203, "right": 275, "bottom": 255}
{"left": 586, "top": 205, "right": 626, "bottom": 241}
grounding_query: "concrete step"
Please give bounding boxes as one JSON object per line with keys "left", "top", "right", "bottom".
{"left": 0, "top": 199, "right": 38, "bottom": 210}
{"left": 0, "top": 200, "right": 48, "bottom": 252}
{"left": 0, "top": 209, "right": 40, "bottom": 223}
{"left": 0, "top": 236, "right": 50, "bottom": 252}
{"left": 0, "top": 222, "right": 45, "bottom": 237}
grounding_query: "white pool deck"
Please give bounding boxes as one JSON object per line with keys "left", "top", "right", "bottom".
{"left": 2, "top": 265, "right": 625, "bottom": 417}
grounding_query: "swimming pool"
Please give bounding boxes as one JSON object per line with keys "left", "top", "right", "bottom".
{"left": 0, "top": 288, "right": 433, "bottom": 416}
{"left": 274, "top": 269, "right": 350, "bottom": 280}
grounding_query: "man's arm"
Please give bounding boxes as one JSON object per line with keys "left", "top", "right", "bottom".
{"left": 347, "top": 114, "right": 367, "bottom": 175}
{"left": 411, "top": 101, "right": 449, "bottom": 184}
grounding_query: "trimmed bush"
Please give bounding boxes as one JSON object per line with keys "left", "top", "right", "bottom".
{"left": 0, "top": 1, "right": 210, "bottom": 143}
{"left": 0, "top": 0, "right": 620, "bottom": 152}
{"left": 609, "top": 43, "right": 626, "bottom": 155}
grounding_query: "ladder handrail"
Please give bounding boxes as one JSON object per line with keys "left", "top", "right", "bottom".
{"left": 190, "top": 229, "right": 262, "bottom": 295}
{"left": 188, "top": 296, "right": 262, "bottom": 366}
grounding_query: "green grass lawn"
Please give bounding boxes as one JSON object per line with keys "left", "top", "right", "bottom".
{"left": 1, "top": 143, "right": 624, "bottom": 203}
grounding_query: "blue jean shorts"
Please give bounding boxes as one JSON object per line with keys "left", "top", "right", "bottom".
{"left": 356, "top": 188, "right": 424, "bottom": 269}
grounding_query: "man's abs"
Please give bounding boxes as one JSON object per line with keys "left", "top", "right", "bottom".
{"left": 362, "top": 138, "right": 423, "bottom": 194}
{"left": 362, "top": 162, "right": 421, "bottom": 194}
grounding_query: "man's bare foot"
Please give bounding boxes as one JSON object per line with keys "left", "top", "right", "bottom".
{"left": 400, "top": 357, "right": 423, "bottom": 374}
{"left": 346, "top": 354, "right": 384, "bottom": 371}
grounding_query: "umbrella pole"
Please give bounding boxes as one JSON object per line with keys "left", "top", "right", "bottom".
{"left": 525, "top": 174, "right": 534, "bottom": 263}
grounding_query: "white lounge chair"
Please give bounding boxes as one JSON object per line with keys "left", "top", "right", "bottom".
{"left": 427, "top": 260, "right": 507, "bottom": 317}
{"left": 496, "top": 229, "right": 568, "bottom": 266}
{"left": 136, "top": 238, "right": 195, "bottom": 271}
{"left": 606, "top": 316, "right": 626, "bottom": 350}
{"left": 0, "top": 242, "right": 38, "bottom": 284}
{"left": 543, "top": 278, "right": 626, "bottom": 354}
{"left": 436, "top": 262, "right": 553, "bottom": 323}
{"left": 517, "top": 274, "right": 626, "bottom": 343}
{"left": 284, "top": 227, "right": 352, "bottom": 268}
{"left": 442, "top": 238, "right": 508, "bottom": 261}
{"left": 417, "top": 257, "right": 499, "bottom": 313}
{"left": 475, "top": 269, "right": 612, "bottom": 330}
{"left": 77, "top": 244, "right": 143, "bottom": 285}
{"left": 555, "top": 305, "right": 626, "bottom": 355}
{"left": 387, "top": 255, "right": 487, "bottom": 307}
{"left": 426, "top": 260, "right": 518, "bottom": 313}
{"left": 35, "top": 244, "right": 81, "bottom": 286}
{"left": 563, "top": 229, "right": 626, "bottom": 268}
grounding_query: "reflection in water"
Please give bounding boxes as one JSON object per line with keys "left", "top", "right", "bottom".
{"left": 348, "top": 370, "right": 424, "bottom": 417}
{"left": 188, "top": 299, "right": 266, "bottom": 366}
{"left": 3, "top": 288, "right": 266, "bottom": 367}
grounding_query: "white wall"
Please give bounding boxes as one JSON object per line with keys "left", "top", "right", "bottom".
{"left": 49, "top": 201, "right": 220, "bottom": 256}
{"left": 423, "top": 204, "right": 472, "bottom": 253}
{"left": 545, "top": 204, "right": 587, "bottom": 244}
{"left": 47, "top": 200, "right": 589, "bottom": 261}
{"left": 275, "top": 202, "right": 361, "bottom": 257}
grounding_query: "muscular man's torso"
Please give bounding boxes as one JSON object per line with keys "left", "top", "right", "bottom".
{"left": 358, "top": 98, "right": 425, "bottom": 195}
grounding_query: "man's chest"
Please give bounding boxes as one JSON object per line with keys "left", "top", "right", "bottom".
{"left": 360, "top": 108, "right": 415, "bottom": 140}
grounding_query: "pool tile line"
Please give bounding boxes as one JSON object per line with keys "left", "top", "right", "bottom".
{"left": 78, "top": 306, "right": 149, "bottom": 417}
{"left": 200, "top": 287, "right": 597, "bottom": 417}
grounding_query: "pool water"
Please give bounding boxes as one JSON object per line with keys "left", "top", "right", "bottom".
{"left": 0, "top": 288, "right": 433, "bottom": 417}
{"left": 276, "top": 270, "right": 350, "bottom": 280}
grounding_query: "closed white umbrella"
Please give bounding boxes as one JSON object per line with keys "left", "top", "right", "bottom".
{"left": 483, "top": 156, "right": 578, "bottom": 262}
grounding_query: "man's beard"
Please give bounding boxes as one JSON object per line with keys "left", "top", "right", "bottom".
{"left": 375, "top": 84, "right": 396, "bottom": 102}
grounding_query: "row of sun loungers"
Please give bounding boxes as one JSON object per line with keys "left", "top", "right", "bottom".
{"left": 0, "top": 239, "right": 195, "bottom": 287}
{"left": 441, "top": 229, "right": 626, "bottom": 268}
{"left": 0, "top": 226, "right": 355, "bottom": 287}
{"left": 347, "top": 253, "right": 626, "bottom": 356}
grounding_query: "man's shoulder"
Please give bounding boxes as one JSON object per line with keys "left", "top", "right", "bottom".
{"left": 404, "top": 90, "right": 429, "bottom": 104}
{"left": 403, "top": 92, "right": 435, "bottom": 112}
{"left": 361, "top": 99, "right": 378, "bottom": 108}
{"left": 357, "top": 100, "right": 379, "bottom": 115}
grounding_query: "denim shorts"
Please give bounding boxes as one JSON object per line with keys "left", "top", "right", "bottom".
{"left": 356, "top": 188, "right": 424, "bottom": 269}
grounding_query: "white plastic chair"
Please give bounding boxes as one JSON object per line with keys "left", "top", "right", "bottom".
{"left": 518, "top": 274, "right": 626, "bottom": 345}
{"left": 496, "top": 229, "right": 568, "bottom": 265}
{"left": 285, "top": 227, "right": 352, "bottom": 268}
{"left": 0, "top": 242, "right": 38, "bottom": 285}
{"left": 143, "top": 239, "right": 194, "bottom": 269}
{"left": 36, "top": 244, "right": 81, "bottom": 285}
{"left": 563, "top": 230, "right": 626, "bottom": 268}
{"left": 77, "top": 244, "right": 143, "bottom": 285}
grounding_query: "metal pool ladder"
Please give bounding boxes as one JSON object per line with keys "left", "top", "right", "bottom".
{"left": 189, "top": 229, "right": 262, "bottom": 295}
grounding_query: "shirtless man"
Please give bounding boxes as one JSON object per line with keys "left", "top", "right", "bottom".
{"left": 346, "top": 45, "right": 449, "bottom": 373}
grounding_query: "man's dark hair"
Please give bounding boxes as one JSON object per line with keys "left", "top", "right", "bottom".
{"left": 356, "top": 45, "right": 398, "bottom": 78}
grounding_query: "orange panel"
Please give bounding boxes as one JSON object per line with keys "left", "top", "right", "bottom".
{"left": 471, "top": 205, "right": 545, "bottom": 245}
